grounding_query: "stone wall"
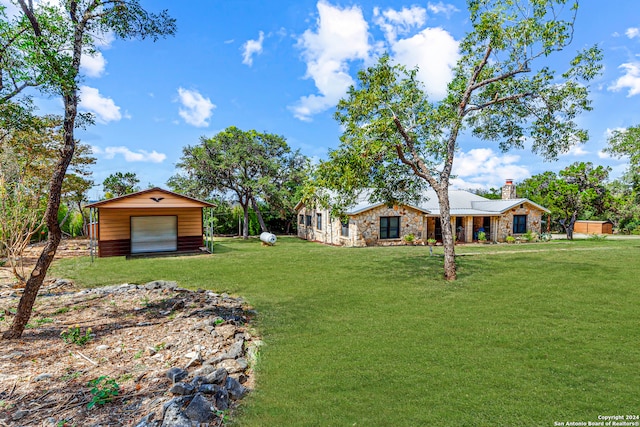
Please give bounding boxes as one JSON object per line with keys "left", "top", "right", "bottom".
{"left": 494, "top": 202, "right": 544, "bottom": 242}
{"left": 296, "top": 204, "right": 425, "bottom": 247}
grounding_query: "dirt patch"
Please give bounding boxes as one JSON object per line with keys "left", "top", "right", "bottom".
{"left": 0, "top": 240, "right": 259, "bottom": 426}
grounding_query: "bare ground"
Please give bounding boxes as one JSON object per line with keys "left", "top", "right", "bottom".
{"left": 0, "top": 240, "right": 257, "bottom": 426}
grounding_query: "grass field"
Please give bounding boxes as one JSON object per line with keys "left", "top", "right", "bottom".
{"left": 51, "top": 237, "right": 640, "bottom": 426}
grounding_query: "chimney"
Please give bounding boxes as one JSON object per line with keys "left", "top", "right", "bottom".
{"left": 502, "top": 179, "right": 516, "bottom": 200}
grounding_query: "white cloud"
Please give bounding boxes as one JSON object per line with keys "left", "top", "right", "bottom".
{"left": 177, "top": 87, "right": 216, "bottom": 127}
{"left": 242, "top": 31, "right": 265, "bottom": 66}
{"left": 561, "top": 145, "right": 589, "bottom": 157}
{"left": 81, "top": 51, "right": 107, "bottom": 77}
{"left": 451, "top": 148, "right": 530, "bottom": 189}
{"left": 626, "top": 27, "right": 640, "bottom": 39}
{"left": 598, "top": 150, "right": 612, "bottom": 159}
{"left": 426, "top": 2, "right": 459, "bottom": 18}
{"left": 93, "top": 145, "right": 166, "bottom": 163}
{"left": 290, "top": 0, "right": 370, "bottom": 121}
{"left": 79, "top": 85, "right": 122, "bottom": 123}
{"left": 609, "top": 62, "right": 640, "bottom": 96}
{"left": 374, "top": 6, "right": 426, "bottom": 44}
{"left": 391, "top": 27, "right": 460, "bottom": 99}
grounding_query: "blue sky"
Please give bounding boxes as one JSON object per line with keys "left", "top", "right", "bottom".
{"left": 6, "top": 1, "right": 640, "bottom": 198}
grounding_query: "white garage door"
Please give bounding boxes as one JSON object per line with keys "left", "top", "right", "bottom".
{"left": 130, "top": 216, "right": 177, "bottom": 254}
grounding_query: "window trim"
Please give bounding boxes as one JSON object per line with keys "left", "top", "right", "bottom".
{"left": 513, "top": 215, "right": 527, "bottom": 234}
{"left": 380, "top": 216, "right": 400, "bottom": 239}
{"left": 341, "top": 219, "right": 349, "bottom": 237}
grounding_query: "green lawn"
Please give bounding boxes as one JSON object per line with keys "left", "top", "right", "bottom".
{"left": 51, "top": 237, "right": 640, "bottom": 426}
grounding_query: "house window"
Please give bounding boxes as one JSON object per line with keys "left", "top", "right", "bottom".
{"left": 305, "top": 215, "right": 312, "bottom": 226}
{"left": 316, "top": 213, "right": 322, "bottom": 230}
{"left": 513, "top": 215, "right": 527, "bottom": 234}
{"left": 341, "top": 219, "right": 349, "bottom": 237}
{"left": 299, "top": 214, "right": 304, "bottom": 224}
{"left": 380, "top": 216, "right": 400, "bottom": 239}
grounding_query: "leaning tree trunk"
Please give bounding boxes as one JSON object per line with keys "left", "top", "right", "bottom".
{"left": 250, "top": 196, "right": 268, "bottom": 233}
{"left": 2, "top": 93, "right": 77, "bottom": 339}
{"left": 435, "top": 186, "right": 457, "bottom": 281}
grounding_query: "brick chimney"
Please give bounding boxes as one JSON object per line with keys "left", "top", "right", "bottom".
{"left": 502, "top": 179, "right": 516, "bottom": 200}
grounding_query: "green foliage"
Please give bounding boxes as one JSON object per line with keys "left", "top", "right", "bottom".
{"left": 605, "top": 125, "right": 640, "bottom": 174}
{"left": 505, "top": 236, "right": 516, "bottom": 243}
{"left": 170, "top": 126, "right": 308, "bottom": 238}
{"left": 60, "top": 325, "right": 92, "bottom": 345}
{"left": 519, "top": 162, "right": 612, "bottom": 239}
{"left": 102, "top": 172, "right": 140, "bottom": 198}
{"left": 87, "top": 376, "right": 119, "bottom": 409}
{"left": 403, "top": 233, "right": 415, "bottom": 243}
{"left": 477, "top": 231, "right": 487, "bottom": 241}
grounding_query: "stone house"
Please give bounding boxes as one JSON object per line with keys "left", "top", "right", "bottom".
{"left": 295, "top": 180, "right": 550, "bottom": 247}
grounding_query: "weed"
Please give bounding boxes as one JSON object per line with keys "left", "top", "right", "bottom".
{"left": 117, "top": 373, "right": 133, "bottom": 383}
{"left": 154, "top": 342, "right": 166, "bottom": 352}
{"left": 61, "top": 370, "right": 83, "bottom": 381}
{"left": 133, "top": 349, "right": 144, "bottom": 359}
{"left": 588, "top": 234, "right": 608, "bottom": 241}
{"left": 27, "top": 317, "right": 54, "bottom": 328}
{"left": 87, "top": 376, "right": 119, "bottom": 409}
{"left": 54, "top": 307, "right": 70, "bottom": 315}
{"left": 60, "top": 325, "right": 93, "bottom": 345}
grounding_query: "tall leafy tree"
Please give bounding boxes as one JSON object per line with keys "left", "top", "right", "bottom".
{"left": 519, "top": 162, "right": 611, "bottom": 239}
{"left": 2, "top": 1, "right": 175, "bottom": 340}
{"left": 605, "top": 125, "right": 640, "bottom": 174}
{"left": 170, "top": 126, "right": 306, "bottom": 239}
{"left": 314, "top": 0, "right": 601, "bottom": 280}
{"left": 103, "top": 171, "right": 140, "bottom": 198}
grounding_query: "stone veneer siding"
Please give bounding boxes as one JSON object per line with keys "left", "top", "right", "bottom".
{"left": 494, "top": 202, "right": 544, "bottom": 242}
{"left": 297, "top": 204, "right": 425, "bottom": 247}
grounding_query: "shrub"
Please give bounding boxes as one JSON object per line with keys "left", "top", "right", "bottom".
{"left": 506, "top": 236, "right": 516, "bottom": 243}
{"left": 60, "top": 325, "right": 92, "bottom": 345}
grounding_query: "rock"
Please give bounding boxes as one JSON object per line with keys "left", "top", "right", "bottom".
{"left": 225, "top": 376, "right": 248, "bottom": 400}
{"left": 192, "top": 364, "right": 215, "bottom": 377}
{"left": 202, "top": 368, "right": 228, "bottom": 385}
{"left": 12, "top": 410, "right": 29, "bottom": 421}
{"left": 134, "top": 413, "right": 156, "bottom": 427}
{"left": 166, "top": 367, "right": 188, "bottom": 383}
{"left": 95, "top": 344, "right": 110, "bottom": 351}
{"left": 215, "top": 324, "right": 237, "bottom": 340}
{"left": 214, "top": 387, "right": 230, "bottom": 410}
{"left": 184, "top": 393, "right": 215, "bottom": 423}
{"left": 162, "top": 399, "right": 191, "bottom": 427}
{"left": 225, "top": 340, "right": 244, "bottom": 359}
{"left": 217, "top": 359, "right": 243, "bottom": 374}
{"left": 169, "top": 382, "right": 195, "bottom": 395}
{"left": 34, "top": 373, "right": 53, "bottom": 381}
{"left": 197, "top": 383, "right": 220, "bottom": 394}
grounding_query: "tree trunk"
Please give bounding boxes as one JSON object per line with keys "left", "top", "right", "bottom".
{"left": 435, "top": 185, "right": 457, "bottom": 281}
{"left": 2, "top": 94, "right": 76, "bottom": 340}
{"left": 242, "top": 202, "right": 249, "bottom": 239}
{"left": 250, "top": 196, "right": 268, "bottom": 233}
{"left": 566, "top": 210, "right": 578, "bottom": 240}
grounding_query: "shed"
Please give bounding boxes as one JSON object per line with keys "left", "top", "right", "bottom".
{"left": 86, "top": 188, "right": 214, "bottom": 257}
{"left": 573, "top": 220, "right": 613, "bottom": 235}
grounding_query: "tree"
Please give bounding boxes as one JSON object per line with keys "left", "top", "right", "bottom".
{"left": 605, "top": 125, "right": 640, "bottom": 174}
{"left": 607, "top": 170, "right": 640, "bottom": 234}
{"left": 2, "top": 1, "right": 175, "bottom": 340}
{"left": 0, "top": 115, "right": 94, "bottom": 281}
{"left": 103, "top": 171, "right": 140, "bottom": 198}
{"left": 170, "top": 126, "right": 306, "bottom": 239}
{"left": 314, "top": 0, "right": 601, "bottom": 280}
{"left": 519, "top": 162, "right": 611, "bottom": 239}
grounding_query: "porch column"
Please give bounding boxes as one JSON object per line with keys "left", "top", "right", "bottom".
{"left": 464, "top": 216, "right": 474, "bottom": 243}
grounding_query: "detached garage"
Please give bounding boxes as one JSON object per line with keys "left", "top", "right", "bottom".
{"left": 87, "top": 187, "right": 214, "bottom": 257}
